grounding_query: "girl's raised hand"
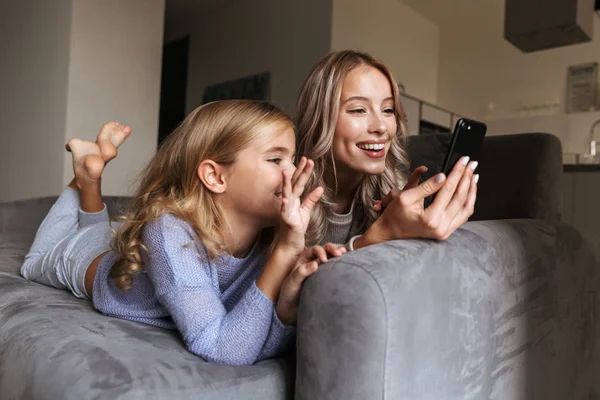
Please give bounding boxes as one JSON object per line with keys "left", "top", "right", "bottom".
{"left": 279, "top": 157, "right": 323, "bottom": 251}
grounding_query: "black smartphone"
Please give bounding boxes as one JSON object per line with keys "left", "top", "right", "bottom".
{"left": 423, "top": 118, "right": 487, "bottom": 208}
{"left": 441, "top": 118, "right": 487, "bottom": 176}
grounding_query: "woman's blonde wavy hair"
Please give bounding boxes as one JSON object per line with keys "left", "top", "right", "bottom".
{"left": 296, "top": 50, "right": 410, "bottom": 245}
{"left": 111, "top": 100, "right": 292, "bottom": 291}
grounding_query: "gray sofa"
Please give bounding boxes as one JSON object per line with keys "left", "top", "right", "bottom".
{"left": 1, "top": 133, "right": 599, "bottom": 399}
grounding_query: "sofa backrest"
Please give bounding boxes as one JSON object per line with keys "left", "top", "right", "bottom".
{"left": 406, "top": 132, "right": 563, "bottom": 221}
{"left": 0, "top": 195, "right": 130, "bottom": 233}
{"left": 1, "top": 132, "right": 563, "bottom": 232}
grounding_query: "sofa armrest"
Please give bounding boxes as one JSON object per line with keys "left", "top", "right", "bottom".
{"left": 295, "top": 220, "right": 600, "bottom": 400}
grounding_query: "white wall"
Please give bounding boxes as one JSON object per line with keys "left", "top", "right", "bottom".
{"left": 437, "top": 4, "right": 600, "bottom": 154}
{"left": 0, "top": 0, "right": 73, "bottom": 202}
{"left": 63, "top": 0, "right": 165, "bottom": 195}
{"left": 166, "top": 0, "right": 333, "bottom": 116}
{"left": 0, "top": 0, "right": 165, "bottom": 202}
{"left": 331, "top": 0, "right": 440, "bottom": 105}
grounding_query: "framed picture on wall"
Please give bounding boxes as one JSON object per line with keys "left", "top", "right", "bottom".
{"left": 203, "top": 72, "right": 271, "bottom": 103}
{"left": 566, "top": 62, "right": 598, "bottom": 113}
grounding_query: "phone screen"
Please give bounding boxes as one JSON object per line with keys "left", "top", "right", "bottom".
{"left": 442, "top": 119, "right": 487, "bottom": 175}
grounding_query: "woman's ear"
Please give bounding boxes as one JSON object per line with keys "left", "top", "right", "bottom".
{"left": 197, "top": 160, "right": 227, "bottom": 194}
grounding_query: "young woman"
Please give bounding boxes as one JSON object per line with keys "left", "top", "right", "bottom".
{"left": 295, "top": 50, "right": 478, "bottom": 248}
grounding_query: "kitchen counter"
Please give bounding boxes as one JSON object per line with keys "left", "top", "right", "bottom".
{"left": 561, "top": 168, "right": 600, "bottom": 247}
{"left": 564, "top": 164, "right": 600, "bottom": 172}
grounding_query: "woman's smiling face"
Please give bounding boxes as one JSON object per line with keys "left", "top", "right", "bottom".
{"left": 332, "top": 65, "right": 397, "bottom": 181}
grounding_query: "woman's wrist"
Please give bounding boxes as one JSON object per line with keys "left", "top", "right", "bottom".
{"left": 354, "top": 221, "right": 387, "bottom": 249}
{"left": 346, "top": 235, "right": 362, "bottom": 251}
{"left": 352, "top": 235, "right": 370, "bottom": 250}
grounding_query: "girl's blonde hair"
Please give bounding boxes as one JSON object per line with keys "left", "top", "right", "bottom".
{"left": 111, "top": 100, "right": 292, "bottom": 291}
{"left": 296, "top": 50, "right": 410, "bottom": 245}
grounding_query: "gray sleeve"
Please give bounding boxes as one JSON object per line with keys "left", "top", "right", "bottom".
{"left": 78, "top": 204, "right": 109, "bottom": 228}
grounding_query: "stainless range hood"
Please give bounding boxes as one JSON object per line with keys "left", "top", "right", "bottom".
{"left": 505, "top": 0, "right": 595, "bottom": 53}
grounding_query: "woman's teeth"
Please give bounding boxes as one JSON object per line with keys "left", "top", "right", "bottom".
{"left": 358, "top": 143, "right": 385, "bottom": 151}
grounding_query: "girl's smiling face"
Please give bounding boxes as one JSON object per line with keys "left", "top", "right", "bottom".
{"left": 220, "top": 124, "right": 296, "bottom": 227}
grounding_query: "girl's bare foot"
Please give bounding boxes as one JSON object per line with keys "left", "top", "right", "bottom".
{"left": 65, "top": 138, "right": 105, "bottom": 190}
{"left": 96, "top": 121, "right": 132, "bottom": 163}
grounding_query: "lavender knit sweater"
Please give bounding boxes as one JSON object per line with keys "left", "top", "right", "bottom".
{"left": 93, "top": 214, "right": 294, "bottom": 365}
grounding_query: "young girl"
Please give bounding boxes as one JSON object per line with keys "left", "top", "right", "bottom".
{"left": 21, "top": 100, "right": 344, "bottom": 366}
{"left": 295, "top": 50, "right": 479, "bottom": 248}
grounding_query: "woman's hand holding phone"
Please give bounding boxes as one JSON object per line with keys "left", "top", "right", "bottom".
{"left": 355, "top": 156, "right": 479, "bottom": 249}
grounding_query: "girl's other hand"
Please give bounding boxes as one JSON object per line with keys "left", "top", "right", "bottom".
{"left": 275, "top": 243, "right": 346, "bottom": 325}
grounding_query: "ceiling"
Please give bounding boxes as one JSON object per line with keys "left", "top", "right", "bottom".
{"left": 400, "top": 0, "right": 503, "bottom": 28}
{"left": 163, "top": 0, "right": 505, "bottom": 34}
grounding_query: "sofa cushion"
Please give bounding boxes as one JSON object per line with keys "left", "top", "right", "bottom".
{"left": 0, "top": 231, "right": 34, "bottom": 275}
{"left": 0, "top": 209, "right": 293, "bottom": 399}
{"left": 0, "top": 275, "right": 294, "bottom": 399}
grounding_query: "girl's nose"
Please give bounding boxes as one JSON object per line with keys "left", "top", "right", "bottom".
{"left": 284, "top": 162, "right": 296, "bottom": 176}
